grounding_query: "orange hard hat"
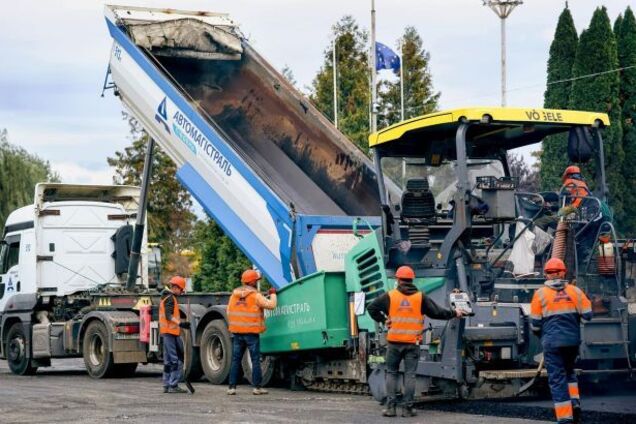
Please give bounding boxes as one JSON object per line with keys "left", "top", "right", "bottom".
{"left": 562, "top": 165, "right": 581, "bottom": 182}
{"left": 241, "top": 269, "right": 261, "bottom": 285}
{"left": 395, "top": 266, "right": 415, "bottom": 281}
{"left": 544, "top": 258, "right": 566, "bottom": 274}
{"left": 169, "top": 276, "right": 186, "bottom": 291}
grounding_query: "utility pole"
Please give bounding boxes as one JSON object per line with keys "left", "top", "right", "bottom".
{"left": 332, "top": 37, "right": 338, "bottom": 129}
{"left": 482, "top": 1, "right": 523, "bottom": 107}
{"left": 370, "top": 0, "right": 377, "bottom": 133}
{"left": 400, "top": 38, "right": 405, "bottom": 122}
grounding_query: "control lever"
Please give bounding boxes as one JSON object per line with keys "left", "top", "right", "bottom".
{"left": 449, "top": 291, "right": 475, "bottom": 316}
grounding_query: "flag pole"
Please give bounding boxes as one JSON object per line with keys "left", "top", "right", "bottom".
{"left": 370, "top": 0, "right": 377, "bottom": 134}
{"left": 332, "top": 37, "right": 338, "bottom": 129}
{"left": 400, "top": 38, "right": 405, "bottom": 122}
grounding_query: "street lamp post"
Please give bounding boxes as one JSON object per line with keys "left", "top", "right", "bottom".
{"left": 482, "top": 0, "right": 523, "bottom": 107}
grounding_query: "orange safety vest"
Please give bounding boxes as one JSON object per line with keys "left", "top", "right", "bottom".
{"left": 562, "top": 178, "right": 590, "bottom": 208}
{"left": 159, "top": 295, "right": 180, "bottom": 336}
{"left": 387, "top": 289, "right": 425, "bottom": 344}
{"left": 227, "top": 290, "right": 266, "bottom": 334}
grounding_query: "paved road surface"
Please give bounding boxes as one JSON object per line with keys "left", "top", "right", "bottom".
{"left": 0, "top": 359, "right": 550, "bottom": 424}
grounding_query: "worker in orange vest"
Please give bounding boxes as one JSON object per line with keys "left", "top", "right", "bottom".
{"left": 159, "top": 276, "right": 190, "bottom": 393}
{"left": 531, "top": 258, "right": 592, "bottom": 424}
{"left": 560, "top": 165, "right": 591, "bottom": 209}
{"left": 367, "top": 266, "right": 467, "bottom": 417}
{"left": 226, "top": 269, "right": 277, "bottom": 395}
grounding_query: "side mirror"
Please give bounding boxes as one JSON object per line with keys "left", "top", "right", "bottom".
{"left": 567, "top": 127, "right": 594, "bottom": 163}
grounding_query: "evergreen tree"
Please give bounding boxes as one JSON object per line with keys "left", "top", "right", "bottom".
{"left": 378, "top": 26, "right": 440, "bottom": 128}
{"left": 614, "top": 13, "right": 624, "bottom": 38}
{"left": 617, "top": 7, "right": 636, "bottom": 234}
{"left": 0, "top": 129, "right": 59, "bottom": 228}
{"left": 191, "top": 219, "right": 251, "bottom": 292}
{"left": 540, "top": 6, "right": 578, "bottom": 190}
{"left": 311, "top": 16, "right": 371, "bottom": 151}
{"left": 107, "top": 114, "right": 196, "bottom": 281}
{"left": 569, "top": 7, "right": 623, "bottom": 226}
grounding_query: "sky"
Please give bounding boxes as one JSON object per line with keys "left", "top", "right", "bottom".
{"left": 0, "top": 0, "right": 633, "bottom": 184}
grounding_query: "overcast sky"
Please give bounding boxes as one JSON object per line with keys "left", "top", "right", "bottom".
{"left": 0, "top": 0, "right": 632, "bottom": 184}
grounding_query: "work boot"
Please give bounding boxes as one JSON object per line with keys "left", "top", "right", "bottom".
{"left": 382, "top": 404, "right": 397, "bottom": 417}
{"left": 401, "top": 406, "right": 417, "bottom": 417}
{"left": 253, "top": 387, "right": 268, "bottom": 395}
{"left": 168, "top": 386, "right": 188, "bottom": 394}
{"left": 573, "top": 407, "right": 581, "bottom": 424}
{"left": 227, "top": 387, "right": 236, "bottom": 395}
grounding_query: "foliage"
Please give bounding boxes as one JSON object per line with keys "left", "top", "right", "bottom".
{"left": 541, "top": 6, "right": 578, "bottom": 190}
{"left": 377, "top": 26, "right": 440, "bottom": 129}
{"left": 508, "top": 153, "right": 540, "bottom": 193}
{"left": 0, "top": 130, "right": 59, "bottom": 229}
{"left": 191, "top": 219, "right": 252, "bottom": 292}
{"left": 617, "top": 7, "right": 636, "bottom": 234}
{"left": 107, "top": 114, "right": 196, "bottom": 281}
{"left": 569, "top": 7, "right": 623, "bottom": 228}
{"left": 310, "top": 16, "right": 371, "bottom": 152}
{"left": 281, "top": 65, "right": 297, "bottom": 87}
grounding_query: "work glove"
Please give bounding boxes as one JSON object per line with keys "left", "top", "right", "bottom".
{"left": 267, "top": 287, "right": 276, "bottom": 296}
{"left": 557, "top": 205, "right": 576, "bottom": 217}
{"left": 179, "top": 321, "right": 191, "bottom": 330}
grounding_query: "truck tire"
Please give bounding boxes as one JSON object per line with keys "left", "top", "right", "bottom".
{"left": 6, "top": 322, "right": 38, "bottom": 376}
{"left": 181, "top": 329, "right": 203, "bottom": 381}
{"left": 241, "top": 352, "right": 276, "bottom": 387}
{"left": 200, "top": 320, "right": 231, "bottom": 384}
{"left": 83, "top": 320, "right": 117, "bottom": 379}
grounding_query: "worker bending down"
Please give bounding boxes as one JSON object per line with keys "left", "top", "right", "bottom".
{"left": 227, "top": 269, "right": 277, "bottom": 395}
{"left": 531, "top": 258, "right": 592, "bottom": 423}
{"left": 367, "top": 266, "right": 467, "bottom": 417}
{"left": 159, "top": 276, "right": 190, "bottom": 393}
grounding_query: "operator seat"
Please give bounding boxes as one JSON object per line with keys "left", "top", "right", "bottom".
{"left": 400, "top": 178, "right": 436, "bottom": 222}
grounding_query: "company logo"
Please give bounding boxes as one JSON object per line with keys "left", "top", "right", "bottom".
{"left": 553, "top": 291, "right": 573, "bottom": 303}
{"left": 155, "top": 97, "right": 171, "bottom": 134}
{"left": 265, "top": 302, "right": 311, "bottom": 318}
{"left": 397, "top": 298, "right": 413, "bottom": 311}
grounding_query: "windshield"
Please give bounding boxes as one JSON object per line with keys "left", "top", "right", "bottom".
{"left": 381, "top": 157, "right": 506, "bottom": 211}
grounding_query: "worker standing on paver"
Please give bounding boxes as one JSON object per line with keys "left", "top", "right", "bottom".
{"left": 227, "top": 269, "right": 277, "bottom": 395}
{"left": 367, "top": 266, "right": 466, "bottom": 417}
{"left": 531, "top": 258, "right": 592, "bottom": 424}
{"left": 561, "top": 166, "right": 591, "bottom": 209}
{"left": 159, "top": 276, "right": 190, "bottom": 394}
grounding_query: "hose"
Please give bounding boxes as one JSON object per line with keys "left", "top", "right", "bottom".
{"left": 551, "top": 221, "right": 569, "bottom": 260}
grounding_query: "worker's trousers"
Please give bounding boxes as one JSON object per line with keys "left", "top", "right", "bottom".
{"left": 162, "top": 334, "right": 183, "bottom": 388}
{"left": 229, "top": 333, "right": 262, "bottom": 388}
{"left": 544, "top": 345, "right": 580, "bottom": 423}
{"left": 385, "top": 342, "right": 420, "bottom": 408}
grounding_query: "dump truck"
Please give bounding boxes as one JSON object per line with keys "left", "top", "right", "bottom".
{"left": 3, "top": 5, "right": 634, "bottom": 402}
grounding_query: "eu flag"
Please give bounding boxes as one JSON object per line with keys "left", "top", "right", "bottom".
{"left": 376, "top": 42, "right": 400, "bottom": 74}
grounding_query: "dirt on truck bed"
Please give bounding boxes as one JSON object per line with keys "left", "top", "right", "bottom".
{"left": 1, "top": 359, "right": 633, "bottom": 423}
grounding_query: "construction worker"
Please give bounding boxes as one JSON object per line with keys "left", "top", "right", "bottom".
{"left": 227, "top": 269, "right": 277, "bottom": 395}
{"left": 531, "top": 258, "right": 592, "bottom": 424}
{"left": 159, "top": 275, "right": 190, "bottom": 394}
{"left": 367, "top": 265, "right": 467, "bottom": 417}
{"left": 560, "top": 165, "right": 591, "bottom": 209}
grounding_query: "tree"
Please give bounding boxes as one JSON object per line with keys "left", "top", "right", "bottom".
{"left": 378, "top": 26, "right": 440, "bottom": 128}
{"left": 281, "top": 65, "right": 297, "bottom": 87}
{"left": 0, "top": 130, "right": 59, "bottom": 228}
{"left": 107, "top": 114, "right": 196, "bottom": 280}
{"left": 569, "top": 7, "right": 624, "bottom": 227}
{"left": 617, "top": 7, "right": 636, "bottom": 234}
{"left": 508, "top": 153, "right": 540, "bottom": 193}
{"left": 540, "top": 6, "right": 578, "bottom": 190}
{"left": 191, "top": 219, "right": 251, "bottom": 292}
{"left": 311, "top": 16, "right": 371, "bottom": 151}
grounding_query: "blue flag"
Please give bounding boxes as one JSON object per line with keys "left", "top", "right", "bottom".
{"left": 375, "top": 42, "right": 400, "bottom": 74}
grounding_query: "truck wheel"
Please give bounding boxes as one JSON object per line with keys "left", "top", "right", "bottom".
{"left": 181, "top": 329, "right": 203, "bottom": 381}
{"left": 200, "top": 320, "right": 231, "bottom": 384}
{"left": 241, "top": 352, "right": 276, "bottom": 387}
{"left": 6, "top": 322, "right": 38, "bottom": 376}
{"left": 83, "top": 320, "right": 116, "bottom": 378}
